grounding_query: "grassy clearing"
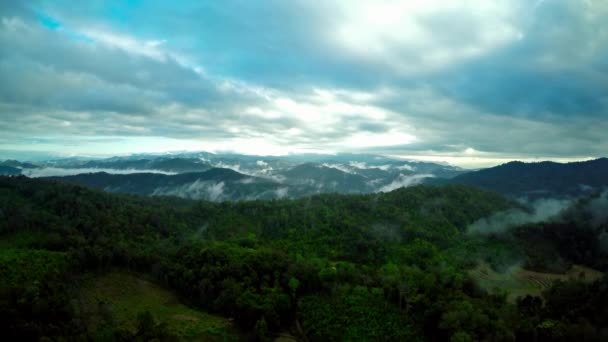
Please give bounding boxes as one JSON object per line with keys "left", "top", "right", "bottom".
{"left": 77, "top": 271, "right": 240, "bottom": 341}
{"left": 0, "top": 248, "right": 67, "bottom": 286}
{"left": 470, "top": 261, "right": 604, "bottom": 302}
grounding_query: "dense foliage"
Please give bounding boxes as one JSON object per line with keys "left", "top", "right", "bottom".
{"left": 1, "top": 175, "right": 607, "bottom": 341}
{"left": 443, "top": 158, "right": 608, "bottom": 198}
{"left": 473, "top": 192, "right": 608, "bottom": 273}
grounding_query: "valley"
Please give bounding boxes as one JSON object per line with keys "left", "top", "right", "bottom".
{"left": 1, "top": 172, "right": 607, "bottom": 340}
{"left": 2, "top": 1, "right": 605, "bottom": 340}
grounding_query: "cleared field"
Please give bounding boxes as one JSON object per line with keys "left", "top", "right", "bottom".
{"left": 77, "top": 271, "right": 240, "bottom": 341}
{"left": 469, "top": 261, "right": 603, "bottom": 303}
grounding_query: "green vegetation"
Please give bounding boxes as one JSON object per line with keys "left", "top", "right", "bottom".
{"left": 0, "top": 248, "right": 73, "bottom": 340}
{"left": 444, "top": 158, "right": 608, "bottom": 198}
{"left": 78, "top": 271, "right": 239, "bottom": 340}
{"left": 470, "top": 261, "right": 603, "bottom": 302}
{"left": 300, "top": 286, "right": 420, "bottom": 341}
{"left": 0, "top": 248, "right": 67, "bottom": 287}
{"left": 1, "top": 175, "right": 607, "bottom": 341}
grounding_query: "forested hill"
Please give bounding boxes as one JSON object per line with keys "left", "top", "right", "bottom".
{"left": 442, "top": 158, "right": 608, "bottom": 197}
{"left": 44, "top": 168, "right": 288, "bottom": 201}
{"left": 1, "top": 175, "right": 513, "bottom": 246}
{"left": 2, "top": 175, "right": 608, "bottom": 341}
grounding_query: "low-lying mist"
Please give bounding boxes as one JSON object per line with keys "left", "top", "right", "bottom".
{"left": 22, "top": 167, "right": 177, "bottom": 178}
{"left": 468, "top": 197, "right": 573, "bottom": 234}
{"left": 378, "top": 174, "right": 434, "bottom": 192}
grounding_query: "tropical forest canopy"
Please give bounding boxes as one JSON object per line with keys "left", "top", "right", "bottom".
{"left": 1, "top": 174, "right": 607, "bottom": 341}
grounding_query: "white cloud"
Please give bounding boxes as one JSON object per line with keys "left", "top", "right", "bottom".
{"left": 238, "top": 177, "right": 256, "bottom": 184}
{"left": 21, "top": 167, "right": 176, "bottom": 177}
{"left": 206, "top": 182, "right": 225, "bottom": 201}
{"left": 464, "top": 147, "right": 477, "bottom": 155}
{"left": 349, "top": 161, "right": 368, "bottom": 169}
{"left": 275, "top": 187, "right": 289, "bottom": 198}
{"left": 468, "top": 198, "right": 572, "bottom": 234}
{"left": 0, "top": 1, "right": 605, "bottom": 167}
{"left": 321, "top": 163, "right": 354, "bottom": 174}
{"left": 395, "top": 164, "right": 415, "bottom": 171}
{"left": 332, "top": 0, "right": 523, "bottom": 73}
{"left": 342, "top": 131, "right": 416, "bottom": 148}
{"left": 256, "top": 160, "right": 269, "bottom": 167}
{"left": 378, "top": 173, "right": 434, "bottom": 192}
{"left": 152, "top": 180, "right": 225, "bottom": 201}
{"left": 82, "top": 30, "right": 168, "bottom": 60}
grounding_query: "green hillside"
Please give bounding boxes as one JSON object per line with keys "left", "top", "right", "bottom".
{"left": 77, "top": 271, "right": 239, "bottom": 340}
{"left": 1, "top": 175, "right": 608, "bottom": 341}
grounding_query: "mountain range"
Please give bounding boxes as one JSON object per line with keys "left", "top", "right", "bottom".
{"left": 1, "top": 153, "right": 607, "bottom": 201}
{"left": 0, "top": 152, "right": 460, "bottom": 200}
{"left": 441, "top": 158, "right": 608, "bottom": 199}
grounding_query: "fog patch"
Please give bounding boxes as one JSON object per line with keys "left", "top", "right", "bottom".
{"left": 215, "top": 162, "right": 243, "bottom": 173}
{"left": 193, "top": 223, "right": 209, "bottom": 240}
{"left": 349, "top": 161, "right": 368, "bottom": 169}
{"left": 238, "top": 177, "right": 256, "bottom": 184}
{"left": 321, "top": 163, "right": 354, "bottom": 174}
{"left": 215, "top": 160, "right": 283, "bottom": 182}
{"left": 275, "top": 187, "right": 289, "bottom": 199}
{"left": 588, "top": 191, "right": 608, "bottom": 228}
{"left": 369, "top": 223, "right": 401, "bottom": 242}
{"left": 206, "top": 182, "right": 225, "bottom": 201}
{"left": 348, "top": 161, "right": 390, "bottom": 170}
{"left": 377, "top": 174, "right": 434, "bottom": 192}
{"left": 152, "top": 180, "right": 225, "bottom": 201}
{"left": 254, "top": 160, "right": 274, "bottom": 174}
{"left": 366, "top": 178, "right": 384, "bottom": 187}
{"left": 349, "top": 161, "right": 413, "bottom": 172}
{"left": 264, "top": 174, "right": 286, "bottom": 183}
{"left": 22, "top": 167, "right": 177, "bottom": 177}
{"left": 395, "top": 164, "right": 415, "bottom": 171}
{"left": 468, "top": 198, "right": 573, "bottom": 234}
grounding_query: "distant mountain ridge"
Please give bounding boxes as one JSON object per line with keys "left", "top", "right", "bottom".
{"left": 443, "top": 158, "right": 608, "bottom": 197}
{"left": 45, "top": 168, "right": 291, "bottom": 201}
{"left": 1, "top": 152, "right": 465, "bottom": 200}
{"left": 5, "top": 153, "right": 607, "bottom": 200}
{"left": 279, "top": 163, "right": 370, "bottom": 193}
{"left": 0, "top": 165, "right": 21, "bottom": 176}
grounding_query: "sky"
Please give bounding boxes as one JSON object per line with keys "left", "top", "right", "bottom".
{"left": 0, "top": 0, "right": 606, "bottom": 168}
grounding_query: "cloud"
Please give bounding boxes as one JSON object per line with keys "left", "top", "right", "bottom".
{"left": 238, "top": 177, "right": 256, "bottom": 184}
{"left": 377, "top": 174, "right": 434, "bottom": 192}
{"left": 348, "top": 162, "right": 393, "bottom": 171}
{"left": 349, "top": 162, "right": 368, "bottom": 169}
{"left": 21, "top": 167, "right": 176, "bottom": 178}
{"left": 206, "top": 182, "right": 225, "bottom": 201}
{"left": 395, "top": 164, "right": 414, "bottom": 171}
{"left": 321, "top": 163, "right": 354, "bottom": 174}
{"left": 152, "top": 180, "right": 225, "bottom": 201}
{"left": 588, "top": 192, "right": 608, "bottom": 228}
{"left": 331, "top": 0, "right": 523, "bottom": 74}
{"left": 468, "top": 198, "right": 573, "bottom": 234}
{"left": 0, "top": 1, "right": 605, "bottom": 167}
{"left": 275, "top": 187, "right": 289, "bottom": 199}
